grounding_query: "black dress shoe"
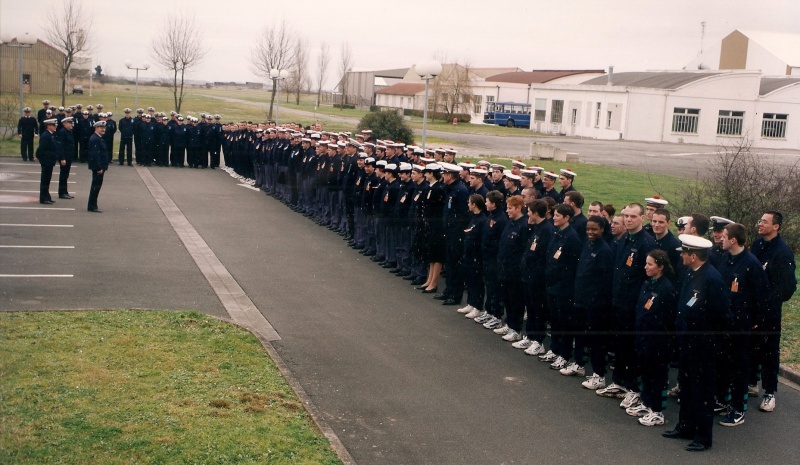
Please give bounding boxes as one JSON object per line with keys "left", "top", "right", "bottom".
{"left": 420, "top": 287, "right": 438, "bottom": 293}
{"left": 382, "top": 262, "right": 397, "bottom": 269}
{"left": 433, "top": 293, "right": 448, "bottom": 300}
{"left": 353, "top": 244, "right": 365, "bottom": 250}
{"left": 442, "top": 298, "right": 461, "bottom": 306}
{"left": 363, "top": 251, "right": 376, "bottom": 257}
{"left": 662, "top": 427, "right": 691, "bottom": 440}
{"left": 400, "top": 272, "right": 413, "bottom": 279}
{"left": 88, "top": 208, "right": 102, "bottom": 213}
{"left": 388, "top": 267, "right": 402, "bottom": 273}
{"left": 685, "top": 442, "right": 710, "bottom": 452}
{"left": 410, "top": 278, "right": 426, "bottom": 285}
{"left": 58, "top": 194, "right": 73, "bottom": 199}
{"left": 40, "top": 200, "right": 55, "bottom": 204}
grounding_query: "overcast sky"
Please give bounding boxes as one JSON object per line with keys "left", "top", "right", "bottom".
{"left": 1, "top": 0, "right": 797, "bottom": 88}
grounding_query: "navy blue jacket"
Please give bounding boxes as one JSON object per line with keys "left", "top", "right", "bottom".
{"left": 676, "top": 262, "right": 731, "bottom": 353}
{"left": 574, "top": 237, "right": 614, "bottom": 310}
{"left": 463, "top": 212, "right": 487, "bottom": 268}
{"left": 443, "top": 180, "right": 470, "bottom": 232}
{"left": 35, "top": 130, "right": 58, "bottom": 166}
{"left": 612, "top": 228, "right": 656, "bottom": 309}
{"left": 118, "top": 116, "right": 134, "bottom": 138}
{"left": 55, "top": 127, "right": 75, "bottom": 162}
{"left": 497, "top": 215, "right": 528, "bottom": 281}
{"left": 17, "top": 116, "right": 38, "bottom": 137}
{"left": 88, "top": 133, "right": 108, "bottom": 171}
{"left": 635, "top": 276, "right": 678, "bottom": 359}
{"left": 570, "top": 212, "right": 588, "bottom": 243}
{"left": 481, "top": 209, "right": 508, "bottom": 266}
{"left": 717, "top": 249, "right": 770, "bottom": 331}
{"left": 545, "top": 224, "right": 581, "bottom": 297}
{"left": 521, "top": 219, "right": 554, "bottom": 284}
{"left": 751, "top": 235, "right": 797, "bottom": 305}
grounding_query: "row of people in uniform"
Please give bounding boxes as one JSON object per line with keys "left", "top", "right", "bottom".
{"left": 222, "top": 127, "right": 795, "bottom": 453}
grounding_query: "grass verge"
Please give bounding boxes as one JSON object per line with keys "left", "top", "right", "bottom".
{"left": 0, "top": 310, "right": 342, "bottom": 465}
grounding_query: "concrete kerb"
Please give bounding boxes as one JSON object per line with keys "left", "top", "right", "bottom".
{"left": 779, "top": 364, "right": 800, "bottom": 387}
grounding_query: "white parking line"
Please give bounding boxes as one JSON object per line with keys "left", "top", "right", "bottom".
{"left": 1, "top": 171, "right": 79, "bottom": 175}
{"left": 238, "top": 184, "right": 261, "bottom": 191}
{"left": 0, "top": 162, "right": 34, "bottom": 166}
{"left": 0, "top": 206, "right": 76, "bottom": 211}
{"left": 0, "top": 189, "right": 76, "bottom": 194}
{"left": 0, "top": 224, "right": 74, "bottom": 227}
{"left": 0, "top": 180, "right": 76, "bottom": 183}
{"left": 0, "top": 245, "right": 75, "bottom": 249}
{"left": 0, "top": 274, "right": 73, "bottom": 278}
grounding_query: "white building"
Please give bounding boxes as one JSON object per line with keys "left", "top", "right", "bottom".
{"left": 686, "top": 30, "right": 800, "bottom": 76}
{"left": 529, "top": 70, "right": 800, "bottom": 149}
{"left": 338, "top": 68, "right": 409, "bottom": 108}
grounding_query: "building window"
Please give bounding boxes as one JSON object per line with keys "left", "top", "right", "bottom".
{"left": 606, "top": 111, "right": 613, "bottom": 128}
{"left": 473, "top": 95, "right": 482, "bottom": 114}
{"left": 427, "top": 98, "right": 435, "bottom": 111}
{"left": 571, "top": 108, "right": 578, "bottom": 125}
{"left": 761, "top": 113, "right": 788, "bottom": 138}
{"left": 672, "top": 107, "right": 700, "bottom": 133}
{"left": 717, "top": 110, "right": 744, "bottom": 135}
{"left": 595, "top": 102, "right": 601, "bottom": 127}
{"left": 22, "top": 74, "right": 31, "bottom": 85}
{"left": 534, "top": 98, "right": 546, "bottom": 122}
{"left": 550, "top": 100, "right": 564, "bottom": 124}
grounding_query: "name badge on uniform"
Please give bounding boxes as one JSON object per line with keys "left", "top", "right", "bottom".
{"left": 384, "top": 193, "right": 389, "bottom": 202}
{"left": 414, "top": 193, "right": 420, "bottom": 201}
{"left": 356, "top": 178, "right": 361, "bottom": 186}
{"left": 644, "top": 297, "right": 654, "bottom": 310}
{"left": 330, "top": 166, "right": 334, "bottom": 172}
{"left": 731, "top": 278, "right": 739, "bottom": 293}
{"left": 400, "top": 194, "right": 407, "bottom": 203}
{"left": 427, "top": 191, "right": 432, "bottom": 199}
{"left": 366, "top": 184, "right": 371, "bottom": 191}
{"left": 489, "top": 219, "right": 495, "bottom": 228}
{"left": 626, "top": 252, "right": 634, "bottom": 267}
{"left": 554, "top": 247, "right": 562, "bottom": 259}
{"left": 465, "top": 226, "right": 474, "bottom": 233}
{"left": 530, "top": 238, "right": 537, "bottom": 251}
{"left": 686, "top": 292, "right": 698, "bottom": 307}
{"left": 762, "top": 261, "right": 768, "bottom": 271}
{"left": 447, "top": 197, "right": 452, "bottom": 209}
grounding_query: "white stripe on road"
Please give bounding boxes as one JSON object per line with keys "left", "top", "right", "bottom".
{"left": 0, "top": 245, "right": 75, "bottom": 249}
{"left": 0, "top": 224, "right": 73, "bottom": 227}
{"left": 137, "top": 166, "right": 280, "bottom": 342}
{"left": 1, "top": 171, "right": 79, "bottom": 175}
{"left": 0, "top": 206, "right": 76, "bottom": 211}
{"left": 0, "top": 162, "right": 35, "bottom": 166}
{"left": 0, "top": 274, "right": 73, "bottom": 278}
{"left": 0, "top": 180, "right": 76, "bottom": 183}
{"left": 0, "top": 189, "right": 76, "bottom": 194}
{"left": 238, "top": 183, "right": 261, "bottom": 191}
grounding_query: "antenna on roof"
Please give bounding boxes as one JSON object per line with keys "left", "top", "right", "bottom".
{"left": 699, "top": 21, "right": 706, "bottom": 55}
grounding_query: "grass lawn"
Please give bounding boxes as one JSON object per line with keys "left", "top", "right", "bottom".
{"left": 0, "top": 311, "right": 342, "bottom": 465}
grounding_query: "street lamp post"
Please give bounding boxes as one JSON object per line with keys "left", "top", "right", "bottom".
{"left": 269, "top": 68, "right": 288, "bottom": 125}
{"left": 415, "top": 60, "right": 442, "bottom": 151}
{"left": 0, "top": 32, "right": 37, "bottom": 117}
{"left": 124, "top": 60, "right": 150, "bottom": 108}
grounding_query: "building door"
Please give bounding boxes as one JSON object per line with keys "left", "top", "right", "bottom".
{"left": 22, "top": 74, "right": 31, "bottom": 93}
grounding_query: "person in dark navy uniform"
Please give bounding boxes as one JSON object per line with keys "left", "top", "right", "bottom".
{"left": 87, "top": 121, "right": 109, "bottom": 212}
{"left": 476, "top": 190, "right": 508, "bottom": 329}
{"left": 558, "top": 168, "right": 577, "bottom": 199}
{"left": 458, "top": 194, "right": 488, "bottom": 318}
{"left": 630, "top": 249, "right": 677, "bottom": 426}
{"left": 564, "top": 191, "right": 587, "bottom": 243}
{"left": 750, "top": 211, "right": 797, "bottom": 412}
{"left": 489, "top": 164, "right": 507, "bottom": 198}
{"left": 35, "top": 119, "right": 59, "bottom": 204}
{"left": 716, "top": 223, "right": 769, "bottom": 427}
{"left": 17, "top": 107, "right": 38, "bottom": 161}
{"left": 437, "top": 162, "right": 470, "bottom": 306}
{"left": 493, "top": 195, "right": 529, "bottom": 341}
{"left": 55, "top": 117, "right": 76, "bottom": 199}
{"left": 118, "top": 108, "right": 135, "bottom": 165}
{"left": 643, "top": 196, "right": 668, "bottom": 237}
{"left": 651, "top": 208, "right": 683, "bottom": 286}
{"left": 467, "top": 168, "right": 489, "bottom": 198}
{"left": 418, "top": 164, "right": 446, "bottom": 293}
{"left": 103, "top": 112, "right": 117, "bottom": 164}
{"left": 37, "top": 100, "right": 50, "bottom": 128}
{"left": 663, "top": 234, "right": 731, "bottom": 452}
{"left": 539, "top": 170, "right": 561, "bottom": 203}
{"left": 708, "top": 216, "right": 733, "bottom": 269}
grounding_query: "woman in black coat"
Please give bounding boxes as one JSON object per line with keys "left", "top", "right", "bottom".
{"left": 418, "top": 165, "right": 446, "bottom": 292}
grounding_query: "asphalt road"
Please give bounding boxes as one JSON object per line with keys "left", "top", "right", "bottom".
{"left": 2, "top": 156, "right": 799, "bottom": 464}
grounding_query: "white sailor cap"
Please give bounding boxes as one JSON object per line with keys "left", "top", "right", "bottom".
{"left": 423, "top": 163, "right": 441, "bottom": 172}
{"left": 358, "top": 152, "right": 368, "bottom": 159}
{"left": 86, "top": 105, "right": 94, "bottom": 110}
{"left": 543, "top": 170, "right": 559, "bottom": 179}
{"left": 675, "top": 216, "right": 691, "bottom": 228}
{"left": 124, "top": 108, "right": 132, "bottom": 113}
{"left": 559, "top": 168, "right": 577, "bottom": 178}
{"left": 710, "top": 216, "right": 734, "bottom": 231}
{"left": 420, "top": 157, "right": 435, "bottom": 163}
{"left": 58, "top": 106, "right": 65, "bottom": 111}
{"left": 376, "top": 160, "right": 388, "bottom": 168}
{"left": 470, "top": 168, "right": 489, "bottom": 175}
{"left": 98, "top": 112, "right": 107, "bottom": 118}
{"left": 413, "top": 147, "right": 424, "bottom": 155}
{"left": 23, "top": 107, "right": 31, "bottom": 112}
{"left": 439, "top": 162, "right": 461, "bottom": 174}
{"left": 347, "top": 140, "right": 362, "bottom": 148}
{"left": 677, "top": 234, "right": 713, "bottom": 251}
{"left": 93, "top": 120, "right": 107, "bottom": 127}
{"left": 412, "top": 164, "right": 425, "bottom": 172}
{"left": 490, "top": 163, "right": 505, "bottom": 171}
{"left": 61, "top": 117, "right": 74, "bottom": 123}
{"left": 457, "top": 162, "right": 476, "bottom": 170}
{"left": 46, "top": 109, "right": 53, "bottom": 114}
{"left": 384, "top": 163, "right": 398, "bottom": 172}
{"left": 42, "top": 99, "right": 51, "bottom": 105}
{"left": 477, "top": 160, "right": 491, "bottom": 167}
{"left": 336, "top": 141, "right": 347, "bottom": 147}
{"left": 42, "top": 118, "right": 58, "bottom": 125}
{"left": 310, "top": 133, "right": 321, "bottom": 140}
{"left": 512, "top": 160, "right": 526, "bottom": 168}
{"left": 365, "top": 157, "right": 376, "bottom": 166}
{"left": 301, "top": 137, "right": 311, "bottom": 143}
{"left": 96, "top": 104, "right": 104, "bottom": 109}
{"left": 326, "top": 143, "right": 338, "bottom": 149}
{"left": 147, "top": 107, "right": 155, "bottom": 111}
{"left": 520, "top": 169, "right": 538, "bottom": 177}
{"left": 444, "top": 148, "right": 457, "bottom": 155}
{"left": 645, "top": 196, "right": 669, "bottom": 206}
{"left": 505, "top": 172, "right": 522, "bottom": 181}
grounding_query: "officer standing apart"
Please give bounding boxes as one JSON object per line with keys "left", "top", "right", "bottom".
{"left": 87, "top": 121, "right": 108, "bottom": 213}
{"left": 663, "top": 234, "right": 731, "bottom": 452}
{"left": 55, "top": 117, "right": 76, "bottom": 199}
{"left": 17, "top": 107, "right": 39, "bottom": 161}
{"left": 34, "top": 118, "right": 59, "bottom": 204}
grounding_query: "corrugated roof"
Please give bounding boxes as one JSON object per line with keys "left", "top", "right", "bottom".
{"left": 581, "top": 72, "right": 723, "bottom": 89}
{"left": 374, "top": 68, "right": 409, "bottom": 79}
{"left": 759, "top": 77, "right": 800, "bottom": 96}
{"left": 376, "top": 82, "right": 426, "bottom": 96}
{"left": 469, "top": 67, "right": 523, "bottom": 78}
{"left": 487, "top": 70, "right": 605, "bottom": 84}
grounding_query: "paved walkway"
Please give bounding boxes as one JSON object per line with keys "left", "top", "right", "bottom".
{"left": 1, "top": 157, "right": 798, "bottom": 464}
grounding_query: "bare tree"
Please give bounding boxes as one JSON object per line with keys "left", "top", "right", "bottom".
{"left": 432, "top": 60, "right": 475, "bottom": 121}
{"left": 251, "top": 20, "right": 295, "bottom": 120}
{"left": 315, "top": 42, "right": 330, "bottom": 105}
{"left": 289, "top": 37, "right": 310, "bottom": 105}
{"left": 338, "top": 42, "right": 353, "bottom": 108}
{"left": 151, "top": 12, "right": 208, "bottom": 113}
{"left": 42, "top": 0, "right": 94, "bottom": 106}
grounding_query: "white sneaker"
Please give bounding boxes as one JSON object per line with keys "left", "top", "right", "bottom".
{"left": 596, "top": 383, "right": 629, "bottom": 398}
{"left": 502, "top": 329, "right": 521, "bottom": 342}
{"left": 512, "top": 337, "right": 533, "bottom": 349}
{"left": 759, "top": 393, "right": 775, "bottom": 412}
{"left": 550, "top": 356, "right": 567, "bottom": 370}
{"left": 620, "top": 391, "right": 641, "bottom": 409}
{"left": 483, "top": 317, "right": 503, "bottom": 329}
{"left": 474, "top": 311, "right": 492, "bottom": 324}
{"left": 639, "top": 411, "right": 665, "bottom": 426}
{"left": 538, "top": 350, "right": 557, "bottom": 362}
{"left": 457, "top": 304, "right": 474, "bottom": 314}
{"left": 625, "top": 402, "right": 650, "bottom": 417}
{"left": 493, "top": 324, "right": 510, "bottom": 335}
{"left": 465, "top": 307, "right": 482, "bottom": 319}
{"left": 667, "top": 383, "right": 680, "bottom": 397}
{"left": 559, "top": 362, "right": 585, "bottom": 377}
{"left": 582, "top": 373, "right": 606, "bottom": 390}
{"left": 524, "top": 340, "right": 545, "bottom": 355}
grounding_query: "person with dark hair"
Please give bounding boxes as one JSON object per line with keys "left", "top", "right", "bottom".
{"left": 541, "top": 204, "right": 581, "bottom": 369}
{"left": 663, "top": 235, "right": 730, "bottom": 452}
{"left": 750, "top": 211, "right": 797, "bottom": 412}
{"left": 417, "top": 165, "right": 446, "bottom": 293}
{"left": 716, "top": 223, "right": 769, "bottom": 426}
{"left": 564, "top": 191, "right": 587, "bottom": 243}
{"left": 540, "top": 170, "right": 561, "bottom": 203}
{"left": 476, "top": 191, "right": 509, "bottom": 329}
{"left": 514, "top": 199, "right": 554, "bottom": 354}
{"left": 460, "top": 194, "right": 488, "bottom": 319}
{"left": 628, "top": 249, "right": 677, "bottom": 426}
{"left": 686, "top": 214, "right": 710, "bottom": 237}
{"left": 436, "top": 164, "right": 470, "bottom": 306}
{"left": 564, "top": 216, "right": 613, "bottom": 382}
{"left": 492, "top": 195, "right": 529, "bottom": 342}
{"left": 597, "top": 203, "right": 656, "bottom": 405}
{"left": 602, "top": 204, "right": 616, "bottom": 221}
{"left": 651, "top": 208, "right": 682, "bottom": 285}
{"left": 558, "top": 168, "right": 577, "bottom": 198}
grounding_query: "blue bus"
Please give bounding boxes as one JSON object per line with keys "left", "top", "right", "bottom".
{"left": 483, "top": 101, "right": 531, "bottom": 128}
